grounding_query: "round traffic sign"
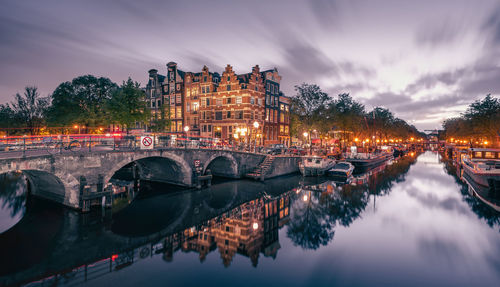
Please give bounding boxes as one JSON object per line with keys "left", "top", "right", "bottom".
{"left": 142, "top": 136, "right": 152, "bottom": 147}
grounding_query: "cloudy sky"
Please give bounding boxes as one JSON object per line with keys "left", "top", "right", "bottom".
{"left": 1, "top": 0, "right": 499, "bottom": 130}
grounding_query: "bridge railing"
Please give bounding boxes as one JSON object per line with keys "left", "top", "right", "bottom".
{"left": 0, "top": 134, "right": 267, "bottom": 158}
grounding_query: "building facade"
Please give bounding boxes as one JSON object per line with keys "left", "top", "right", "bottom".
{"left": 145, "top": 62, "right": 290, "bottom": 145}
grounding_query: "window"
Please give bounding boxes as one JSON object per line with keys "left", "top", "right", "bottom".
{"left": 285, "top": 126, "right": 289, "bottom": 134}
{"left": 207, "top": 86, "right": 210, "bottom": 93}
{"left": 216, "top": 99, "right": 222, "bottom": 106}
{"left": 280, "top": 113, "right": 284, "bottom": 122}
{"left": 152, "top": 101, "right": 156, "bottom": 108}
{"left": 267, "top": 83, "right": 270, "bottom": 91}
{"left": 236, "top": 96, "right": 242, "bottom": 104}
{"left": 176, "top": 107, "right": 182, "bottom": 118}
{"left": 227, "top": 84, "right": 231, "bottom": 91}
{"left": 236, "top": 111, "right": 243, "bottom": 119}
{"left": 206, "top": 98, "right": 210, "bottom": 106}
{"left": 215, "top": 111, "right": 222, "bottom": 120}
{"left": 258, "top": 98, "right": 262, "bottom": 106}
{"left": 170, "top": 107, "right": 175, "bottom": 117}
{"left": 474, "top": 152, "right": 482, "bottom": 158}
{"left": 176, "top": 84, "right": 180, "bottom": 91}
{"left": 280, "top": 104, "right": 284, "bottom": 110}
{"left": 250, "top": 97, "right": 255, "bottom": 105}
{"left": 204, "top": 76, "right": 207, "bottom": 82}
{"left": 280, "top": 125, "right": 284, "bottom": 133}
{"left": 176, "top": 94, "right": 181, "bottom": 103}
{"left": 177, "top": 121, "right": 182, "bottom": 132}
{"left": 193, "top": 102, "right": 199, "bottom": 111}
{"left": 485, "top": 152, "right": 495, "bottom": 159}
{"left": 186, "top": 104, "right": 190, "bottom": 112}
{"left": 266, "top": 109, "right": 270, "bottom": 121}
{"left": 255, "top": 86, "right": 258, "bottom": 91}
{"left": 227, "top": 97, "right": 232, "bottom": 104}
{"left": 208, "top": 125, "right": 212, "bottom": 132}
{"left": 229, "top": 126, "right": 232, "bottom": 133}
{"left": 227, "top": 76, "right": 230, "bottom": 81}
{"left": 201, "top": 86, "right": 205, "bottom": 94}
{"left": 227, "top": 111, "right": 231, "bottom": 118}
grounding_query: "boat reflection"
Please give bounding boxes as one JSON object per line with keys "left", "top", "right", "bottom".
{"left": 441, "top": 155, "right": 500, "bottom": 229}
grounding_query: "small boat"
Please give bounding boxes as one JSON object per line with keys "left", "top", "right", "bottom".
{"left": 327, "top": 162, "right": 354, "bottom": 177}
{"left": 461, "top": 148, "right": 500, "bottom": 188}
{"left": 299, "top": 156, "right": 335, "bottom": 177}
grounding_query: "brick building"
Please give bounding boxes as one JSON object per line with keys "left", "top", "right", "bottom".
{"left": 145, "top": 62, "right": 290, "bottom": 145}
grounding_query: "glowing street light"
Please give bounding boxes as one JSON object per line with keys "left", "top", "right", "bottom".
{"left": 252, "top": 222, "right": 259, "bottom": 230}
{"left": 253, "top": 121, "right": 259, "bottom": 129}
{"left": 184, "top": 126, "right": 190, "bottom": 132}
{"left": 303, "top": 132, "right": 308, "bottom": 138}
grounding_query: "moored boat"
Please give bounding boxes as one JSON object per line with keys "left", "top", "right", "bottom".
{"left": 327, "top": 162, "right": 354, "bottom": 177}
{"left": 463, "top": 171, "right": 500, "bottom": 212}
{"left": 461, "top": 148, "right": 500, "bottom": 188}
{"left": 344, "top": 152, "right": 393, "bottom": 172}
{"left": 299, "top": 156, "right": 335, "bottom": 177}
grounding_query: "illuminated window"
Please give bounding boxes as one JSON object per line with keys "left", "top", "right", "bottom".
{"left": 236, "top": 96, "right": 242, "bottom": 104}
{"left": 176, "top": 107, "right": 182, "bottom": 118}
{"left": 216, "top": 99, "right": 222, "bottom": 106}
{"left": 193, "top": 102, "right": 199, "bottom": 111}
{"left": 485, "top": 152, "right": 495, "bottom": 159}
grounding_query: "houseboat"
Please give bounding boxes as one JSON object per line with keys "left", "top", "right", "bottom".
{"left": 299, "top": 156, "right": 335, "bottom": 177}
{"left": 461, "top": 148, "right": 500, "bottom": 188}
{"left": 463, "top": 171, "right": 500, "bottom": 212}
{"left": 345, "top": 151, "right": 393, "bottom": 172}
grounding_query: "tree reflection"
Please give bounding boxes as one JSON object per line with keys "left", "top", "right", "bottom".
{"left": 287, "top": 155, "right": 419, "bottom": 250}
{"left": 287, "top": 191, "right": 335, "bottom": 250}
{"left": 0, "top": 172, "right": 27, "bottom": 219}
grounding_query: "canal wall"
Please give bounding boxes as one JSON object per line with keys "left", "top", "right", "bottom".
{"left": 265, "top": 156, "right": 301, "bottom": 179}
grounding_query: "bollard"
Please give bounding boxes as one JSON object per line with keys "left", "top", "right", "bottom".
{"left": 22, "top": 138, "right": 26, "bottom": 158}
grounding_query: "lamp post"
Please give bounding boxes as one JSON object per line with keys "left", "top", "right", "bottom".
{"left": 253, "top": 121, "right": 259, "bottom": 152}
{"left": 184, "top": 126, "right": 189, "bottom": 149}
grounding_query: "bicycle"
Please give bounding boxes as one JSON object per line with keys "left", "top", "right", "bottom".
{"left": 46, "top": 138, "right": 82, "bottom": 154}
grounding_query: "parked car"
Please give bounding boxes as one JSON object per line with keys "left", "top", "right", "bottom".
{"left": 288, "top": 145, "right": 306, "bottom": 155}
{"left": 264, "top": 144, "right": 287, "bottom": 155}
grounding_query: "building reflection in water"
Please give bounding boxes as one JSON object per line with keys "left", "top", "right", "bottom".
{"left": 159, "top": 192, "right": 290, "bottom": 268}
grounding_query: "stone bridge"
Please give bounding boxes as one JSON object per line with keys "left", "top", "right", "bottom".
{"left": 0, "top": 148, "right": 299, "bottom": 210}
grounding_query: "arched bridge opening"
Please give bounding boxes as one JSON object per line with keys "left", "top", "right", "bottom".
{"left": 203, "top": 155, "right": 239, "bottom": 179}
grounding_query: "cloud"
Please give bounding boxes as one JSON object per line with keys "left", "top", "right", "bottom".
{"left": 415, "top": 20, "right": 463, "bottom": 47}
{"left": 482, "top": 3, "right": 500, "bottom": 45}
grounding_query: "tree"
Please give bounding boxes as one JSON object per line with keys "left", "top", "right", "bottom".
{"left": 106, "top": 78, "right": 150, "bottom": 133}
{"left": 0, "top": 104, "right": 17, "bottom": 135}
{"left": 47, "top": 75, "right": 118, "bottom": 129}
{"left": 463, "top": 94, "right": 500, "bottom": 141}
{"left": 290, "top": 83, "right": 331, "bottom": 139}
{"left": 8, "top": 86, "right": 49, "bottom": 135}
{"left": 330, "top": 93, "right": 366, "bottom": 149}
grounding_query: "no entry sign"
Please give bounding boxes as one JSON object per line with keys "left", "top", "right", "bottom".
{"left": 140, "top": 136, "right": 154, "bottom": 149}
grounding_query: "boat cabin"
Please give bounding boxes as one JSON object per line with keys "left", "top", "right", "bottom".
{"left": 468, "top": 148, "right": 500, "bottom": 161}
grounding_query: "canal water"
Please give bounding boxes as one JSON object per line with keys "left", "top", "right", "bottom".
{"left": 0, "top": 152, "right": 499, "bottom": 287}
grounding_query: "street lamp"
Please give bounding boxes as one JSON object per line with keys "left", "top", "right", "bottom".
{"left": 252, "top": 121, "right": 260, "bottom": 151}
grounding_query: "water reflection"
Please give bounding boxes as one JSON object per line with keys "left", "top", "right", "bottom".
{"left": 0, "top": 172, "right": 27, "bottom": 233}
{"left": 1, "top": 152, "right": 499, "bottom": 287}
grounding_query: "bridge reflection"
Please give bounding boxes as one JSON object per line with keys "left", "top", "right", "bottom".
{"left": 0, "top": 175, "right": 298, "bottom": 286}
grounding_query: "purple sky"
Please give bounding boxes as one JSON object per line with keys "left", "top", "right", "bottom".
{"left": 1, "top": 0, "right": 499, "bottom": 130}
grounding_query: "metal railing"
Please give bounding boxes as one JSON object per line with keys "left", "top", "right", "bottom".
{"left": 0, "top": 134, "right": 272, "bottom": 158}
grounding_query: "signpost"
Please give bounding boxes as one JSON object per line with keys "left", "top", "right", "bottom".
{"left": 140, "top": 136, "right": 153, "bottom": 150}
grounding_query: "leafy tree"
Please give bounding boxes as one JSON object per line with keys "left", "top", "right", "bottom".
{"left": 8, "top": 86, "right": 49, "bottom": 135}
{"left": 290, "top": 83, "right": 332, "bottom": 138}
{"left": 0, "top": 104, "right": 17, "bottom": 135}
{"left": 47, "top": 75, "right": 118, "bottom": 129}
{"left": 463, "top": 94, "right": 500, "bottom": 141}
{"left": 106, "top": 78, "right": 150, "bottom": 133}
{"left": 330, "top": 93, "right": 366, "bottom": 149}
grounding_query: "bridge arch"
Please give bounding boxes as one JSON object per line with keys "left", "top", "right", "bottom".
{"left": 103, "top": 152, "right": 192, "bottom": 188}
{"left": 203, "top": 153, "right": 239, "bottom": 178}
